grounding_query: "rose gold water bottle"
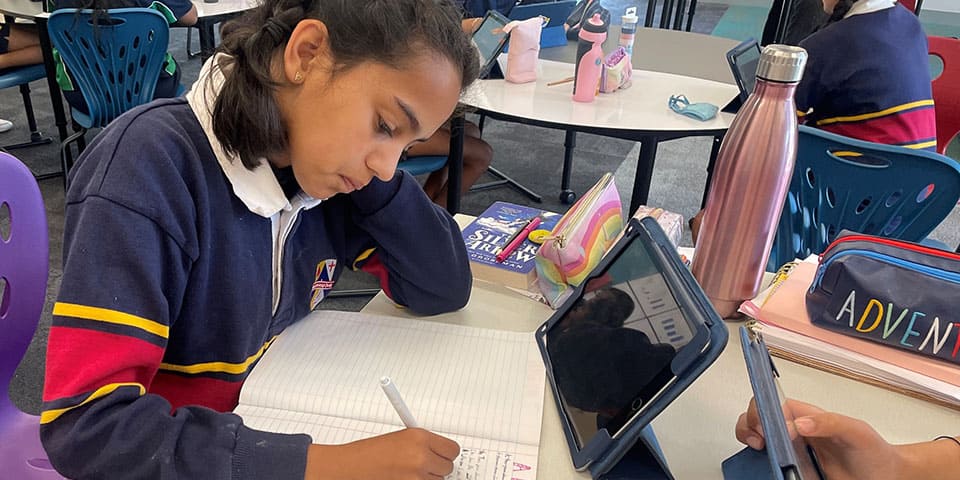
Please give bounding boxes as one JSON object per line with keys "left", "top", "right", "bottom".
{"left": 691, "top": 45, "right": 807, "bottom": 318}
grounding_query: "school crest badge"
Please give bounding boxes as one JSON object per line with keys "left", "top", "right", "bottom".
{"left": 310, "top": 259, "right": 337, "bottom": 310}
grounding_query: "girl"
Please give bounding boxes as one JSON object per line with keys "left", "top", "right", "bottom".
{"left": 40, "top": 1, "right": 479, "bottom": 479}
{"left": 795, "top": 0, "right": 936, "bottom": 150}
{"left": 0, "top": 20, "right": 41, "bottom": 70}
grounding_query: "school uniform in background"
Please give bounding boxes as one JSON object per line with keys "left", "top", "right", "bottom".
{"left": 39, "top": 58, "right": 472, "bottom": 479}
{"left": 796, "top": 0, "right": 937, "bottom": 150}
{"left": 49, "top": 0, "right": 193, "bottom": 114}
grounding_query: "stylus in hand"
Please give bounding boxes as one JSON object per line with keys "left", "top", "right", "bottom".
{"left": 380, "top": 376, "right": 419, "bottom": 428}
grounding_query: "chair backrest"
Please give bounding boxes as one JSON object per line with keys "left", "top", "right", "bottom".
{"left": 0, "top": 152, "right": 49, "bottom": 419}
{"left": 399, "top": 155, "right": 448, "bottom": 176}
{"left": 46, "top": 8, "right": 170, "bottom": 128}
{"left": 768, "top": 125, "right": 960, "bottom": 271}
{"left": 928, "top": 35, "right": 960, "bottom": 156}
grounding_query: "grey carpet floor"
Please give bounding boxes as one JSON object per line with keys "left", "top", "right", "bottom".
{"left": 4, "top": 2, "right": 960, "bottom": 417}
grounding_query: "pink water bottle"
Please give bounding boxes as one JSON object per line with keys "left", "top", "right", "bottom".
{"left": 573, "top": 13, "right": 606, "bottom": 103}
{"left": 691, "top": 45, "right": 808, "bottom": 318}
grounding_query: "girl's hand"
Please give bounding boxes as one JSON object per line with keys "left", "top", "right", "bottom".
{"left": 306, "top": 428, "right": 460, "bottom": 480}
{"left": 736, "top": 398, "right": 907, "bottom": 480}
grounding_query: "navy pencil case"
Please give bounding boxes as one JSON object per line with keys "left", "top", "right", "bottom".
{"left": 805, "top": 232, "right": 960, "bottom": 367}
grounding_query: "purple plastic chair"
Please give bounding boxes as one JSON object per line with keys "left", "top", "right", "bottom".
{"left": 0, "top": 152, "right": 63, "bottom": 478}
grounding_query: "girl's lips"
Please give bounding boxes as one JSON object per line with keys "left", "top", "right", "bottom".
{"left": 341, "top": 175, "right": 360, "bottom": 192}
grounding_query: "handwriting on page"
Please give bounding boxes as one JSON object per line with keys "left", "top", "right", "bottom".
{"left": 235, "top": 310, "right": 546, "bottom": 480}
{"left": 451, "top": 449, "right": 536, "bottom": 480}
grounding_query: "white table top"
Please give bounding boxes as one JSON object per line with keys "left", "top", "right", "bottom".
{"left": 0, "top": 0, "right": 45, "bottom": 19}
{"left": 463, "top": 58, "right": 739, "bottom": 135}
{"left": 540, "top": 27, "right": 741, "bottom": 84}
{"left": 192, "top": 0, "right": 256, "bottom": 19}
{"left": 359, "top": 216, "right": 960, "bottom": 479}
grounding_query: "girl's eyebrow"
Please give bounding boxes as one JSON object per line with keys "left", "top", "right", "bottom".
{"left": 396, "top": 97, "right": 422, "bottom": 133}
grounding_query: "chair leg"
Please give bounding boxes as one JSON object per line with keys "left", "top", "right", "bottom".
{"left": 2, "top": 83, "right": 54, "bottom": 151}
{"left": 61, "top": 127, "right": 87, "bottom": 190}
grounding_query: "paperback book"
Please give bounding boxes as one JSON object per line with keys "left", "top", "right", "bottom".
{"left": 461, "top": 202, "right": 561, "bottom": 290}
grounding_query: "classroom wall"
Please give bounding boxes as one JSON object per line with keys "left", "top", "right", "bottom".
{"left": 922, "top": 0, "right": 959, "bottom": 14}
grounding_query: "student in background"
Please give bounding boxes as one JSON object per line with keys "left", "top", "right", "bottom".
{"left": 49, "top": 0, "right": 198, "bottom": 114}
{"left": 0, "top": 21, "right": 41, "bottom": 70}
{"left": 405, "top": 117, "right": 493, "bottom": 208}
{"left": 795, "top": 0, "right": 936, "bottom": 150}
{"left": 403, "top": 14, "right": 493, "bottom": 208}
{"left": 760, "top": 0, "right": 829, "bottom": 46}
{"left": 692, "top": 0, "right": 935, "bottom": 243}
{"left": 39, "top": 0, "right": 477, "bottom": 479}
{"left": 0, "top": 21, "right": 43, "bottom": 133}
{"left": 736, "top": 398, "right": 960, "bottom": 479}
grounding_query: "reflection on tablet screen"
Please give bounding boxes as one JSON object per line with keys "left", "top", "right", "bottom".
{"left": 544, "top": 232, "right": 705, "bottom": 448}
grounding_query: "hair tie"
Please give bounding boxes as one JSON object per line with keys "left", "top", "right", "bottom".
{"left": 262, "top": 17, "right": 292, "bottom": 45}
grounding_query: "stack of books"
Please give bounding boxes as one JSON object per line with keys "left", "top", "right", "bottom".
{"left": 739, "top": 259, "right": 960, "bottom": 410}
{"left": 461, "top": 202, "right": 560, "bottom": 291}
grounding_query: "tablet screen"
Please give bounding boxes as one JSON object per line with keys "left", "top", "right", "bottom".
{"left": 471, "top": 11, "right": 510, "bottom": 75}
{"left": 544, "top": 232, "right": 707, "bottom": 449}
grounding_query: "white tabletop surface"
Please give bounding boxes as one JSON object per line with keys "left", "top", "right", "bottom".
{"left": 464, "top": 58, "right": 739, "bottom": 135}
{"left": 540, "top": 27, "right": 741, "bottom": 84}
{"left": 359, "top": 219, "right": 960, "bottom": 479}
{"left": 0, "top": 0, "right": 45, "bottom": 19}
{"left": 191, "top": 0, "right": 257, "bottom": 19}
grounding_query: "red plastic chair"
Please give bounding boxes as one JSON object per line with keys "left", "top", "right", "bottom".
{"left": 0, "top": 152, "right": 63, "bottom": 478}
{"left": 928, "top": 35, "right": 960, "bottom": 156}
{"left": 898, "top": 0, "right": 922, "bottom": 15}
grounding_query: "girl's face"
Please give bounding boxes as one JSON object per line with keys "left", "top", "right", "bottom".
{"left": 276, "top": 50, "right": 461, "bottom": 200}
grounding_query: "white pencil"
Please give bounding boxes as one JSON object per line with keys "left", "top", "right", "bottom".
{"left": 379, "top": 376, "right": 419, "bottom": 428}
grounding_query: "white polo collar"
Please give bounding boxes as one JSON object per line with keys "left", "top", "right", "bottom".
{"left": 186, "top": 54, "right": 321, "bottom": 218}
{"left": 845, "top": 0, "right": 896, "bottom": 19}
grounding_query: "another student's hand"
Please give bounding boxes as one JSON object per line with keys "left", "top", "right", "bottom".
{"left": 736, "top": 398, "right": 907, "bottom": 480}
{"left": 305, "top": 428, "right": 460, "bottom": 480}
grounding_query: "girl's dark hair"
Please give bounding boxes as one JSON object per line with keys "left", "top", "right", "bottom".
{"left": 212, "top": 0, "right": 480, "bottom": 169}
{"left": 828, "top": 0, "right": 858, "bottom": 24}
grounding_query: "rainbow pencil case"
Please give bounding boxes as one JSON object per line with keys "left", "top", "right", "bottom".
{"left": 535, "top": 173, "right": 624, "bottom": 308}
{"left": 806, "top": 232, "right": 960, "bottom": 366}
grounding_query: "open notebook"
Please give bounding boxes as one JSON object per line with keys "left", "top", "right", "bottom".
{"left": 740, "top": 261, "right": 960, "bottom": 410}
{"left": 235, "top": 310, "right": 545, "bottom": 480}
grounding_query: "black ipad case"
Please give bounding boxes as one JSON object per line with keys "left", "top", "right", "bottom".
{"left": 722, "top": 326, "right": 817, "bottom": 480}
{"left": 536, "top": 217, "right": 729, "bottom": 479}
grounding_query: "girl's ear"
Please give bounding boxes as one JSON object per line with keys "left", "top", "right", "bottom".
{"left": 282, "top": 19, "right": 331, "bottom": 85}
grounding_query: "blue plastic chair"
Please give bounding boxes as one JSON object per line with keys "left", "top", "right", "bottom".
{"left": 46, "top": 8, "right": 171, "bottom": 187}
{"left": 399, "top": 155, "right": 448, "bottom": 176}
{"left": 0, "top": 64, "right": 54, "bottom": 156}
{"left": 767, "top": 125, "right": 960, "bottom": 271}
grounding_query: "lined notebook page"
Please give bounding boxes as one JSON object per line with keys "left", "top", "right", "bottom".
{"left": 235, "top": 310, "right": 544, "bottom": 478}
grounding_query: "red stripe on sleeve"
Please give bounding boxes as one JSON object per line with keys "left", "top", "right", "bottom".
{"left": 820, "top": 107, "right": 937, "bottom": 147}
{"left": 359, "top": 253, "right": 393, "bottom": 299}
{"left": 43, "top": 326, "right": 165, "bottom": 402}
{"left": 150, "top": 373, "right": 245, "bottom": 412}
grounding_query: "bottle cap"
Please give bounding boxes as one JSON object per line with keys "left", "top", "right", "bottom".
{"left": 622, "top": 7, "right": 638, "bottom": 25}
{"left": 756, "top": 44, "right": 807, "bottom": 83}
{"left": 583, "top": 13, "right": 607, "bottom": 33}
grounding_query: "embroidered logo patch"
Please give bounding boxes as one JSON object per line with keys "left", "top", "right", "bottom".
{"left": 310, "top": 259, "right": 337, "bottom": 310}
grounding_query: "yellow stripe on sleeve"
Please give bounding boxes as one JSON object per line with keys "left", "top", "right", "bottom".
{"left": 903, "top": 140, "right": 938, "bottom": 150}
{"left": 40, "top": 382, "right": 146, "bottom": 424}
{"left": 159, "top": 337, "right": 276, "bottom": 375}
{"left": 352, "top": 247, "right": 377, "bottom": 271}
{"left": 53, "top": 302, "right": 169, "bottom": 339}
{"left": 815, "top": 100, "right": 935, "bottom": 126}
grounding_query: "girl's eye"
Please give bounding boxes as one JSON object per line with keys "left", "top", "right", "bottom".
{"left": 378, "top": 118, "right": 394, "bottom": 137}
